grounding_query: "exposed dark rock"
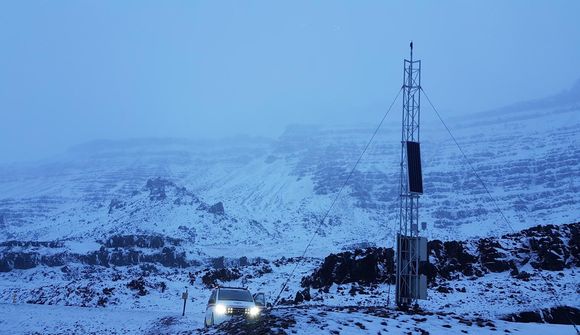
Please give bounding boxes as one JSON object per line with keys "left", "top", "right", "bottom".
{"left": 40, "top": 252, "right": 70, "bottom": 267}
{"left": 107, "top": 199, "right": 125, "bottom": 214}
{"left": 0, "top": 252, "right": 37, "bottom": 271}
{"left": 273, "top": 256, "right": 300, "bottom": 267}
{"left": 201, "top": 268, "right": 242, "bottom": 288}
{"left": 103, "top": 234, "right": 181, "bottom": 249}
{"left": 208, "top": 202, "right": 225, "bottom": 215}
{"left": 528, "top": 234, "right": 567, "bottom": 271}
{"left": 502, "top": 306, "right": 580, "bottom": 325}
{"left": 99, "top": 245, "right": 193, "bottom": 268}
{"left": 477, "top": 238, "right": 514, "bottom": 273}
{"left": 102, "top": 287, "right": 114, "bottom": 296}
{"left": 256, "top": 264, "right": 273, "bottom": 276}
{"left": 511, "top": 223, "right": 578, "bottom": 270}
{"left": 187, "top": 271, "right": 196, "bottom": 285}
{"left": 109, "top": 249, "right": 140, "bottom": 266}
{"left": 173, "top": 186, "right": 201, "bottom": 205}
{"left": 294, "top": 288, "right": 311, "bottom": 304}
{"left": 348, "top": 284, "right": 367, "bottom": 296}
{"left": 513, "top": 271, "right": 531, "bottom": 281}
{"left": 512, "top": 311, "right": 544, "bottom": 323}
{"left": 427, "top": 240, "right": 478, "bottom": 281}
{"left": 177, "top": 225, "right": 196, "bottom": 241}
{"left": 427, "top": 222, "right": 579, "bottom": 283}
{"left": 144, "top": 177, "right": 174, "bottom": 201}
{"left": 421, "top": 262, "right": 439, "bottom": 284}
{"left": 0, "top": 241, "right": 63, "bottom": 248}
{"left": 0, "top": 257, "right": 10, "bottom": 272}
{"left": 148, "top": 247, "right": 190, "bottom": 268}
{"left": 0, "top": 234, "right": 194, "bottom": 272}
{"left": 211, "top": 256, "right": 226, "bottom": 269}
{"left": 276, "top": 297, "right": 295, "bottom": 306}
{"left": 354, "top": 321, "right": 366, "bottom": 330}
{"left": 127, "top": 276, "right": 148, "bottom": 296}
{"left": 568, "top": 223, "right": 580, "bottom": 267}
{"left": 25, "top": 284, "right": 100, "bottom": 307}
{"left": 207, "top": 255, "right": 267, "bottom": 268}
{"left": 301, "top": 247, "right": 395, "bottom": 289}
{"left": 546, "top": 306, "right": 580, "bottom": 325}
{"left": 300, "top": 222, "right": 579, "bottom": 291}
{"left": 139, "top": 263, "right": 158, "bottom": 275}
{"left": 436, "top": 285, "right": 454, "bottom": 294}
{"left": 80, "top": 247, "right": 110, "bottom": 267}
{"left": 97, "top": 296, "right": 108, "bottom": 307}
{"left": 158, "top": 281, "right": 167, "bottom": 293}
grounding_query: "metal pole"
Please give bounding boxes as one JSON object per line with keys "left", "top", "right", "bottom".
{"left": 182, "top": 287, "right": 188, "bottom": 316}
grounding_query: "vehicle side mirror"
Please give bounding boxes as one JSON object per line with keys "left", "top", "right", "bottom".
{"left": 253, "top": 292, "right": 266, "bottom": 307}
{"left": 208, "top": 289, "right": 217, "bottom": 305}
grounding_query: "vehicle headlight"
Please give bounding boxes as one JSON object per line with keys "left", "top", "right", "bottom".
{"left": 215, "top": 304, "right": 227, "bottom": 315}
{"left": 249, "top": 306, "right": 260, "bottom": 317}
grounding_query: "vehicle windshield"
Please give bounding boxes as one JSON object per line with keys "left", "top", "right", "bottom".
{"left": 218, "top": 289, "right": 253, "bottom": 302}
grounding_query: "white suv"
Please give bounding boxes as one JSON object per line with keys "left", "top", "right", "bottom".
{"left": 204, "top": 287, "right": 265, "bottom": 327}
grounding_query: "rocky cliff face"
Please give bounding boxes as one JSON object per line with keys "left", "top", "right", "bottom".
{"left": 0, "top": 234, "right": 196, "bottom": 272}
{"left": 300, "top": 222, "right": 580, "bottom": 289}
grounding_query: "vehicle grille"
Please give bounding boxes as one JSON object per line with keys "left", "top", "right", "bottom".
{"left": 226, "top": 307, "right": 248, "bottom": 315}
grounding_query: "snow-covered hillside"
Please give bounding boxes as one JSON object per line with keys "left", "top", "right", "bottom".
{"left": 0, "top": 81, "right": 578, "bottom": 256}
{"left": 0, "top": 82, "right": 579, "bottom": 334}
{"left": 0, "top": 222, "right": 578, "bottom": 334}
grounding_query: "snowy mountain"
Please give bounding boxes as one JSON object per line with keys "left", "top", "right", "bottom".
{"left": 1, "top": 81, "right": 578, "bottom": 256}
{"left": 0, "top": 82, "right": 579, "bottom": 334}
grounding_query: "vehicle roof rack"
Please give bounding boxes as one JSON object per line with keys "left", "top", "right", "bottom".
{"left": 216, "top": 285, "right": 249, "bottom": 290}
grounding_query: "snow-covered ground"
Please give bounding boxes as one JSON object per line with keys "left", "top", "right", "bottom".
{"left": 1, "top": 303, "right": 577, "bottom": 335}
{"left": 0, "top": 252, "right": 578, "bottom": 334}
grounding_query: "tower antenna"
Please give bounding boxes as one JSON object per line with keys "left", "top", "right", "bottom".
{"left": 395, "top": 42, "right": 428, "bottom": 308}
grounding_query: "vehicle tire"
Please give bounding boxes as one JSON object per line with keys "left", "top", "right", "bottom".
{"left": 204, "top": 313, "right": 214, "bottom": 328}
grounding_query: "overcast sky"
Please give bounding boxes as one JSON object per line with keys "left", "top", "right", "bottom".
{"left": 1, "top": 1, "right": 579, "bottom": 163}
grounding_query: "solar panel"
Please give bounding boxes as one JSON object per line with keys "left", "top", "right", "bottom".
{"left": 406, "top": 141, "right": 423, "bottom": 194}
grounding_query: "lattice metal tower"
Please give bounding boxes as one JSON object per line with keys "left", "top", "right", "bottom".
{"left": 395, "top": 42, "right": 426, "bottom": 307}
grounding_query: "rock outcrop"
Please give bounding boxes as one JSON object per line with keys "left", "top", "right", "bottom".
{"left": 208, "top": 202, "right": 225, "bottom": 215}
{"left": 300, "top": 222, "right": 579, "bottom": 291}
{"left": 501, "top": 306, "right": 580, "bottom": 325}
{"left": 0, "top": 234, "right": 195, "bottom": 272}
{"left": 301, "top": 247, "right": 395, "bottom": 289}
